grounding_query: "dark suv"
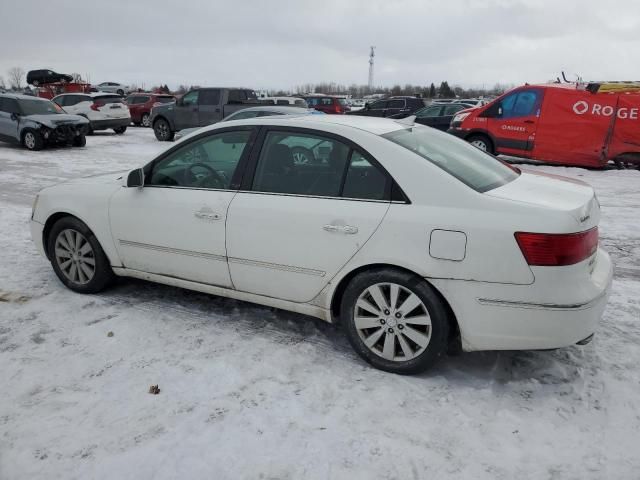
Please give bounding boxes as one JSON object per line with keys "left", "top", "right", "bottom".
{"left": 304, "top": 96, "right": 351, "bottom": 114}
{"left": 125, "top": 93, "right": 175, "bottom": 127}
{"left": 347, "top": 96, "right": 426, "bottom": 118}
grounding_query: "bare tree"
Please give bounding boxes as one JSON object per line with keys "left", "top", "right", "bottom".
{"left": 71, "top": 72, "right": 84, "bottom": 83}
{"left": 7, "top": 67, "right": 25, "bottom": 90}
{"left": 0, "top": 76, "right": 6, "bottom": 90}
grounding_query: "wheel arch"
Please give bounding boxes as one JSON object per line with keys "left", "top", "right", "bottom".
{"left": 41, "top": 211, "right": 116, "bottom": 266}
{"left": 464, "top": 130, "right": 495, "bottom": 153}
{"left": 328, "top": 263, "right": 461, "bottom": 351}
{"left": 153, "top": 114, "right": 174, "bottom": 131}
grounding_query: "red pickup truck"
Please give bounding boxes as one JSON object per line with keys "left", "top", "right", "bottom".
{"left": 448, "top": 82, "right": 640, "bottom": 168}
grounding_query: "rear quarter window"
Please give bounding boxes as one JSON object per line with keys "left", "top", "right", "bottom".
{"left": 383, "top": 126, "right": 519, "bottom": 192}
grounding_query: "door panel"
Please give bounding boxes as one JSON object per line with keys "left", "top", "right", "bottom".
{"left": 198, "top": 89, "right": 222, "bottom": 126}
{"left": 175, "top": 90, "right": 199, "bottom": 130}
{"left": 226, "top": 194, "right": 389, "bottom": 302}
{"left": 109, "top": 128, "right": 254, "bottom": 287}
{"left": 489, "top": 89, "right": 542, "bottom": 157}
{"left": 109, "top": 188, "right": 235, "bottom": 287}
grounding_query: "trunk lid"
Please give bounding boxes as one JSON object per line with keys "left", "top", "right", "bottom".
{"left": 486, "top": 169, "right": 600, "bottom": 230}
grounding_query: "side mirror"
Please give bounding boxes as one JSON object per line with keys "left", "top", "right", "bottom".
{"left": 126, "top": 168, "right": 144, "bottom": 188}
{"left": 175, "top": 97, "right": 183, "bottom": 106}
{"left": 365, "top": 103, "right": 371, "bottom": 110}
{"left": 497, "top": 106, "right": 503, "bottom": 117}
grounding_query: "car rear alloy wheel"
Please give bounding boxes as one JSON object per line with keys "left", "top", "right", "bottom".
{"left": 54, "top": 229, "right": 96, "bottom": 285}
{"left": 141, "top": 113, "right": 150, "bottom": 127}
{"left": 154, "top": 119, "right": 174, "bottom": 141}
{"left": 354, "top": 283, "right": 432, "bottom": 361}
{"left": 341, "top": 269, "right": 449, "bottom": 374}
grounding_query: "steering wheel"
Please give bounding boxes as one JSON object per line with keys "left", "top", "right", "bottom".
{"left": 184, "top": 163, "right": 225, "bottom": 189}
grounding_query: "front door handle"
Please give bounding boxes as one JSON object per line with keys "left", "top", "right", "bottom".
{"left": 323, "top": 224, "right": 358, "bottom": 235}
{"left": 194, "top": 211, "right": 221, "bottom": 221}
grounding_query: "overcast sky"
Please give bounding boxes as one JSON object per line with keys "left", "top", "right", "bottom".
{"left": 1, "top": 0, "right": 639, "bottom": 91}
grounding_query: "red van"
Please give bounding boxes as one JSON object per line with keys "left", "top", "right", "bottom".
{"left": 448, "top": 83, "right": 640, "bottom": 168}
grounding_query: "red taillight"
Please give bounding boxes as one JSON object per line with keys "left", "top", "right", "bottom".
{"left": 514, "top": 227, "right": 598, "bottom": 266}
{"left": 90, "top": 101, "right": 104, "bottom": 111}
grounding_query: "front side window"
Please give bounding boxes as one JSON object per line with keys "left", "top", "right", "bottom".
{"left": 416, "top": 106, "right": 441, "bottom": 118}
{"left": 499, "top": 90, "right": 540, "bottom": 118}
{"left": 251, "top": 131, "right": 391, "bottom": 200}
{"left": 443, "top": 104, "right": 466, "bottom": 116}
{"left": 369, "top": 101, "right": 386, "bottom": 110}
{"left": 383, "top": 126, "right": 519, "bottom": 192}
{"left": 228, "top": 90, "right": 247, "bottom": 104}
{"left": 181, "top": 90, "right": 199, "bottom": 106}
{"left": 18, "top": 99, "right": 62, "bottom": 115}
{"left": 146, "top": 130, "right": 251, "bottom": 189}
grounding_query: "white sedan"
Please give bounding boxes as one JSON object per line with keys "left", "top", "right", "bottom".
{"left": 30, "top": 115, "right": 613, "bottom": 374}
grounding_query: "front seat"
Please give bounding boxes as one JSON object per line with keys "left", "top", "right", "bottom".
{"left": 255, "top": 144, "right": 297, "bottom": 193}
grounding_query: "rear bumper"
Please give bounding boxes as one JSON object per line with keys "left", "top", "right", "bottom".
{"left": 431, "top": 248, "right": 613, "bottom": 351}
{"left": 90, "top": 118, "right": 131, "bottom": 130}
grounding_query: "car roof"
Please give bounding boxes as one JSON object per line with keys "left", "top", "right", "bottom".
{"left": 0, "top": 93, "right": 50, "bottom": 101}
{"left": 215, "top": 113, "right": 407, "bottom": 136}
{"left": 232, "top": 106, "right": 310, "bottom": 114}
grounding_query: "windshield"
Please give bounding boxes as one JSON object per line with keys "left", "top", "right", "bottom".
{"left": 19, "top": 99, "right": 63, "bottom": 115}
{"left": 383, "top": 126, "right": 519, "bottom": 192}
{"left": 94, "top": 95, "right": 123, "bottom": 104}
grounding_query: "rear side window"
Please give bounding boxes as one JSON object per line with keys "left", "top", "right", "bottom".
{"left": 416, "top": 106, "right": 441, "bottom": 118}
{"left": 251, "top": 131, "right": 391, "bottom": 201}
{"left": 155, "top": 96, "right": 174, "bottom": 104}
{"left": 383, "top": 126, "right": 519, "bottom": 192}
{"left": 342, "top": 151, "right": 388, "bottom": 200}
{"left": 200, "top": 89, "right": 220, "bottom": 105}
{"left": 387, "top": 99, "right": 405, "bottom": 109}
{"left": 228, "top": 90, "right": 248, "bottom": 104}
{"left": 95, "top": 95, "right": 123, "bottom": 104}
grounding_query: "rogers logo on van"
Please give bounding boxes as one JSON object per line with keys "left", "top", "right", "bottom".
{"left": 572, "top": 100, "right": 639, "bottom": 120}
{"left": 501, "top": 125, "right": 526, "bottom": 132}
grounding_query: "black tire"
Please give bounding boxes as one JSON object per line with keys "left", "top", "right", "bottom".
{"left": 117, "top": 89, "right": 124, "bottom": 96}
{"left": 22, "top": 129, "right": 44, "bottom": 151}
{"left": 73, "top": 134, "right": 86, "bottom": 147}
{"left": 466, "top": 134, "right": 494, "bottom": 154}
{"left": 113, "top": 126, "right": 127, "bottom": 134}
{"left": 47, "top": 216, "right": 115, "bottom": 294}
{"left": 141, "top": 112, "right": 150, "bottom": 128}
{"left": 153, "top": 118, "right": 175, "bottom": 141}
{"left": 340, "top": 268, "right": 450, "bottom": 374}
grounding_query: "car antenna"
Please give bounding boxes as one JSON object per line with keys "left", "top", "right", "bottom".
{"left": 561, "top": 71, "right": 570, "bottom": 83}
{"left": 395, "top": 115, "right": 416, "bottom": 127}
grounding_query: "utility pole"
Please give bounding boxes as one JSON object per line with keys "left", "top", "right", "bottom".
{"left": 368, "top": 46, "right": 375, "bottom": 92}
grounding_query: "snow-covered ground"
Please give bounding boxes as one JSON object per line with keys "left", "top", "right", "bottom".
{"left": 1, "top": 128, "right": 639, "bottom": 479}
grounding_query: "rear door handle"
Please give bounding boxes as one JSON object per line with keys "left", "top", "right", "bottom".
{"left": 194, "top": 211, "right": 221, "bottom": 221}
{"left": 323, "top": 224, "right": 358, "bottom": 235}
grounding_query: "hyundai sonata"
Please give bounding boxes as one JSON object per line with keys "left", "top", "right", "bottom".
{"left": 30, "top": 115, "right": 613, "bottom": 374}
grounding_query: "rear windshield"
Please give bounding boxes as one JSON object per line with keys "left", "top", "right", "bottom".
{"left": 156, "top": 96, "right": 174, "bottom": 103}
{"left": 383, "top": 126, "right": 519, "bottom": 192}
{"left": 94, "top": 95, "right": 123, "bottom": 104}
{"left": 19, "top": 99, "right": 63, "bottom": 115}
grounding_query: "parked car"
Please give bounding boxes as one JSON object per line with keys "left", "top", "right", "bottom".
{"left": 303, "top": 95, "right": 351, "bottom": 114}
{"left": 150, "top": 87, "right": 260, "bottom": 141}
{"left": 347, "top": 96, "right": 425, "bottom": 118}
{"left": 93, "top": 82, "right": 132, "bottom": 96}
{"left": 260, "top": 96, "right": 308, "bottom": 107}
{"left": 175, "top": 105, "right": 324, "bottom": 141}
{"left": 26, "top": 69, "right": 73, "bottom": 86}
{"left": 30, "top": 115, "right": 612, "bottom": 374}
{"left": 448, "top": 83, "right": 640, "bottom": 167}
{"left": 125, "top": 93, "right": 175, "bottom": 127}
{"left": 52, "top": 92, "right": 131, "bottom": 134}
{"left": 452, "top": 98, "right": 488, "bottom": 107}
{"left": 390, "top": 103, "right": 475, "bottom": 131}
{"left": 0, "top": 93, "right": 88, "bottom": 150}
